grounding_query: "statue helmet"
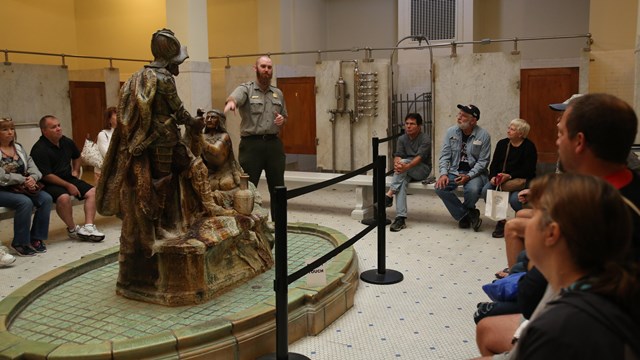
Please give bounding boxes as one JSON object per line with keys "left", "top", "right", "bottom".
{"left": 149, "top": 28, "right": 189, "bottom": 68}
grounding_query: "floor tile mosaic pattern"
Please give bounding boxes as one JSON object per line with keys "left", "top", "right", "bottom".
{"left": 1, "top": 182, "right": 508, "bottom": 359}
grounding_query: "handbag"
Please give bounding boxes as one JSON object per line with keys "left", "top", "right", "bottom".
{"left": 500, "top": 178, "right": 526, "bottom": 192}
{"left": 485, "top": 188, "right": 509, "bottom": 220}
{"left": 80, "top": 137, "right": 103, "bottom": 168}
{"left": 8, "top": 180, "right": 45, "bottom": 195}
{"left": 10, "top": 182, "right": 44, "bottom": 195}
{"left": 496, "top": 142, "right": 527, "bottom": 193}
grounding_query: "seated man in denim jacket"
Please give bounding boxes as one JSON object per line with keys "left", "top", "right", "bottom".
{"left": 435, "top": 104, "right": 491, "bottom": 231}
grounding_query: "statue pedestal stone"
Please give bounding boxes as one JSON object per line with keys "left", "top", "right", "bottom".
{"left": 116, "top": 212, "right": 274, "bottom": 306}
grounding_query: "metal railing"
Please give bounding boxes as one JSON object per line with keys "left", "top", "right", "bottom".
{"left": 2, "top": 33, "right": 591, "bottom": 69}
{"left": 209, "top": 33, "right": 592, "bottom": 66}
{"left": 2, "top": 49, "right": 150, "bottom": 68}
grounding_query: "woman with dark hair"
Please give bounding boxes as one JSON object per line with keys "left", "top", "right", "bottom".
{"left": 511, "top": 173, "right": 640, "bottom": 359}
{"left": 94, "top": 106, "right": 117, "bottom": 182}
{"left": 200, "top": 109, "right": 243, "bottom": 190}
{"left": 0, "top": 117, "right": 52, "bottom": 256}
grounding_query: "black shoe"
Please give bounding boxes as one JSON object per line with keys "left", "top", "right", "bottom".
{"left": 492, "top": 220, "right": 506, "bottom": 238}
{"left": 390, "top": 217, "right": 406, "bottom": 232}
{"left": 12, "top": 245, "right": 36, "bottom": 257}
{"left": 385, "top": 195, "right": 393, "bottom": 208}
{"left": 469, "top": 208, "right": 482, "bottom": 232}
{"left": 30, "top": 239, "right": 47, "bottom": 253}
{"left": 458, "top": 214, "right": 470, "bottom": 228}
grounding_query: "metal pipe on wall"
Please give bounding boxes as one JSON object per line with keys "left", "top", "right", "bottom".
{"left": 351, "top": 63, "right": 360, "bottom": 170}
{"left": 328, "top": 60, "right": 359, "bottom": 172}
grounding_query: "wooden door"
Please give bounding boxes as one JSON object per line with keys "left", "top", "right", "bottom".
{"left": 69, "top": 81, "right": 106, "bottom": 151}
{"left": 520, "top": 68, "right": 579, "bottom": 164}
{"left": 276, "top": 77, "right": 316, "bottom": 155}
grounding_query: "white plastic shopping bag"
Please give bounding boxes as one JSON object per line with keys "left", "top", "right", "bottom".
{"left": 485, "top": 189, "right": 509, "bottom": 220}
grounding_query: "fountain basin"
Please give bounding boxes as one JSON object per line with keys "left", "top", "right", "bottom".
{"left": 0, "top": 223, "right": 358, "bottom": 359}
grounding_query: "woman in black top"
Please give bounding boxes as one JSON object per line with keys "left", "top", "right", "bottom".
{"left": 481, "top": 118, "right": 537, "bottom": 238}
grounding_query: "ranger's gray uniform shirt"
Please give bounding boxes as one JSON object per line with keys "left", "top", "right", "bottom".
{"left": 228, "top": 81, "right": 288, "bottom": 136}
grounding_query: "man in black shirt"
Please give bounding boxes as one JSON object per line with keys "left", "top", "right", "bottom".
{"left": 31, "top": 115, "right": 105, "bottom": 242}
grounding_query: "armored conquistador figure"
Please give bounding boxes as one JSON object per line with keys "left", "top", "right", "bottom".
{"left": 97, "top": 29, "right": 226, "bottom": 254}
{"left": 96, "top": 29, "right": 274, "bottom": 306}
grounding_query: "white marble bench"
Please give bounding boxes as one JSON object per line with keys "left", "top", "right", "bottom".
{"left": 261, "top": 171, "right": 445, "bottom": 220}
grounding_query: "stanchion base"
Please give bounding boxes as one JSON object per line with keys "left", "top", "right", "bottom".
{"left": 361, "top": 217, "right": 392, "bottom": 226}
{"left": 360, "top": 269, "right": 404, "bottom": 285}
{"left": 257, "top": 352, "right": 311, "bottom": 360}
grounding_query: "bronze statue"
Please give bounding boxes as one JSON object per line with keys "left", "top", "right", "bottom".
{"left": 186, "top": 109, "right": 243, "bottom": 191}
{"left": 96, "top": 29, "right": 273, "bottom": 306}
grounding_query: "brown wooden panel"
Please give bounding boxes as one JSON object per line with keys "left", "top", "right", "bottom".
{"left": 69, "top": 81, "right": 106, "bottom": 151}
{"left": 276, "top": 77, "right": 316, "bottom": 155}
{"left": 520, "top": 68, "right": 579, "bottom": 163}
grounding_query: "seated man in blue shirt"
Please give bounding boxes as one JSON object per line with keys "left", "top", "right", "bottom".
{"left": 385, "top": 113, "right": 431, "bottom": 232}
{"left": 435, "top": 104, "right": 491, "bottom": 231}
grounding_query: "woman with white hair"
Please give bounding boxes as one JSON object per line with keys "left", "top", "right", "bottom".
{"left": 481, "top": 118, "right": 538, "bottom": 238}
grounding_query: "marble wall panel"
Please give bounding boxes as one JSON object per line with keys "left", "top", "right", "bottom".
{"left": 433, "top": 53, "right": 520, "bottom": 173}
{"left": 0, "top": 63, "right": 72, "bottom": 135}
{"left": 315, "top": 59, "right": 390, "bottom": 172}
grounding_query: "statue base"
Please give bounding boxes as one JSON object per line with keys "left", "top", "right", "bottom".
{"left": 115, "top": 211, "right": 274, "bottom": 306}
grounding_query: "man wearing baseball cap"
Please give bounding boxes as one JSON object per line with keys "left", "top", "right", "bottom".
{"left": 434, "top": 104, "right": 491, "bottom": 231}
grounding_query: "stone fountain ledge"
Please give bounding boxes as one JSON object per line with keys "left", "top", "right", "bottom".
{"left": 0, "top": 223, "right": 359, "bottom": 360}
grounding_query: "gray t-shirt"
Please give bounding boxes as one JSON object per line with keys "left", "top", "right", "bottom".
{"left": 394, "top": 131, "right": 431, "bottom": 166}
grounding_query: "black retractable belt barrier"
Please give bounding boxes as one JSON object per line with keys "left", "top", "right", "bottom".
{"left": 359, "top": 155, "right": 404, "bottom": 285}
{"left": 361, "top": 133, "right": 403, "bottom": 226}
{"left": 258, "top": 156, "right": 402, "bottom": 360}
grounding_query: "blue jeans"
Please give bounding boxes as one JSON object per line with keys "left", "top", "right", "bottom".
{"left": 435, "top": 173, "right": 487, "bottom": 221}
{"left": 480, "top": 182, "right": 523, "bottom": 212}
{"left": 0, "top": 190, "right": 53, "bottom": 246}
{"left": 388, "top": 159, "right": 431, "bottom": 218}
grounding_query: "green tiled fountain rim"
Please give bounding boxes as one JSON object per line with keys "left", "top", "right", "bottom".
{"left": 0, "top": 223, "right": 356, "bottom": 359}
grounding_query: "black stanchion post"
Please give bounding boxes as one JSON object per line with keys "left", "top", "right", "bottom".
{"left": 360, "top": 155, "right": 404, "bottom": 285}
{"left": 258, "top": 187, "right": 309, "bottom": 360}
{"left": 361, "top": 137, "right": 391, "bottom": 226}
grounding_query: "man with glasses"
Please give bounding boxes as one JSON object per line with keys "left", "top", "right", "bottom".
{"left": 385, "top": 113, "right": 431, "bottom": 232}
{"left": 435, "top": 104, "right": 491, "bottom": 231}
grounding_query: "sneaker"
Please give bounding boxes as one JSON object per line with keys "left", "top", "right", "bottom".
{"left": 492, "top": 220, "right": 506, "bottom": 238}
{"left": 68, "top": 225, "right": 81, "bottom": 240}
{"left": 458, "top": 214, "right": 470, "bottom": 229}
{"left": 469, "top": 208, "right": 482, "bottom": 232}
{"left": 390, "top": 217, "right": 406, "bottom": 232}
{"left": 31, "top": 239, "right": 47, "bottom": 253}
{"left": 78, "top": 224, "right": 105, "bottom": 242}
{"left": 385, "top": 195, "right": 393, "bottom": 208}
{"left": 0, "top": 247, "right": 17, "bottom": 266}
{"left": 12, "top": 244, "right": 36, "bottom": 257}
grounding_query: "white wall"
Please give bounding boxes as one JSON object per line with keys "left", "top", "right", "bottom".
{"left": 473, "top": 0, "right": 590, "bottom": 67}
{"left": 391, "top": 0, "right": 590, "bottom": 99}
{"left": 278, "top": 0, "right": 327, "bottom": 68}
{"left": 324, "top": 0, "right": 397, "bottom": 61}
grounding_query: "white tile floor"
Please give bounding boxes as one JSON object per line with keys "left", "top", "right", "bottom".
{"left": 0, "top": 181, "right": 509, "bottom": 359}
